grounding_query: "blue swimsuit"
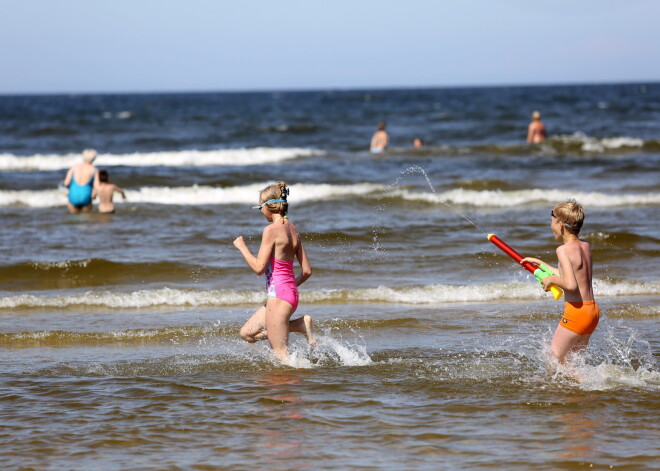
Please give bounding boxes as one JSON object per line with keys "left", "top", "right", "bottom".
{"left": 68, "top": 173, "right": 94, "bottom": 208}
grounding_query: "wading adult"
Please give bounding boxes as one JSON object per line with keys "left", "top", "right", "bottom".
{"left": 62, "top": 149, "right": 99, "bottom": 213}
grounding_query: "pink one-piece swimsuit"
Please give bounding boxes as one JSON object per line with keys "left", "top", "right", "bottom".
{"left": 265, "top": 257, "right": 299, "bottom": 312}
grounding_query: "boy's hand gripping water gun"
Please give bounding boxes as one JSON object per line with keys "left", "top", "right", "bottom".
{"left": 487, "top": 234, "right": 563, "bottom": 300}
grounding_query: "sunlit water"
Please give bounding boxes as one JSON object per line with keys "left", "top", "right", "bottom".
{"left": 1, "top": 84, "right": 659, "bottom": 469}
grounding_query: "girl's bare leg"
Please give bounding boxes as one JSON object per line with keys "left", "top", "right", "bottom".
{"left": 551, "top": 326, "right": 590, "bottom": 363}
{"left": 239, "top": 306, "right": 267, "bottom": 343}
{"left": 242, "top": 307, "right": 315, "bottom": 349}
{"left": 265, "top": 298, "right": 294, "bottom": 361}
{"left": 289, "top": 315, "right": 317, "bottom": 348}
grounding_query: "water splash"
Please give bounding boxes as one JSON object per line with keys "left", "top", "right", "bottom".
{"left": 364, "top": 164, "right": 489, "bottom": 264}
{"left": 396, "top": 165, "right": 489, "bottom": 236}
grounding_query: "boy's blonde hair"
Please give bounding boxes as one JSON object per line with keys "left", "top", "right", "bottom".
{"left": 553, "top": 199, "right": 584, "bottom": 234}
{"left": 260, "top": 181, "right": 289, "bottom": 216}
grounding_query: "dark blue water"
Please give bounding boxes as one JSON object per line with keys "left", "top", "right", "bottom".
{"left": 2, "top": 83, "right": 659, "bottom": 155}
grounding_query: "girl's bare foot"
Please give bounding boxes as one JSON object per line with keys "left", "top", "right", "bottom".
{"left": 302, "top": 315, "right": 317, "bottom": 349}
{"left": 254, "top": 330, "right": 269, "bottom": 341}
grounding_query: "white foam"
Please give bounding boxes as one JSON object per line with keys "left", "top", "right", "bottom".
{"left": 0, "top": 182, "right": 385, "bottom": 207}
{"left": 571, "top": 362, "right": 660, "bottom": 391}
{"left": 2, "top": 183, "right": 658, "bottom": 209}
{"left": 0, "top": 147, "right": 323, "bottom": 171}
{"left": 2, "top": 278, "right": 657, "bottom": 310}
{"left": 392, "top": 187, "right": 660, "bottom": 208}
{"left": 554, "top": 132, "right": 644, "bottom": 152}
{"left": 127, "top": 182, "right": 384, "bottom": 205}
{"left": 595, "top": 278, "right": 660, "bottom": 297}
{"left": 315, "top": 336, "right": 373, "bottom": 366}
{"left": 0, "top": 288, "right": 265, "bottom": 309}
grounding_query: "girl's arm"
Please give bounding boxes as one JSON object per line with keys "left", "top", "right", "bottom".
{"left": 294, "top": 238, "right": 312, "bottom": 286}
{"left": 233, "top": 227, "right": 274, "bottom": 275}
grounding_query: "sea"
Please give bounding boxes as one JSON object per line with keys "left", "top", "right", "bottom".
{"left": 1, "top": 83, "right": 659, "bottom": 470}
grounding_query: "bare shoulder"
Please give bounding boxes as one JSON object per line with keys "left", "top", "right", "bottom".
{"left": 558, "top": 240, "right": 591, "bottom": 261}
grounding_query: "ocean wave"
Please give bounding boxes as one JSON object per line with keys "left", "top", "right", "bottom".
{"left": 549, "top": 133, "right": 645, "bottom": 153}
{"left": 0, "top": 182, "right": 386, "bottom": 207}
{"left": 0, "top": 147, "right": 323, "bottom": 171}
{"left": 1, "top": 183, "right": 659, "bottom": 209}
{"left": 393, "top": 134, "right": 658, "bottom": 157}
{"left": 0, "top": 319, "right": 418, "bottom": 346}
{"left": 0, "top": 259, "right": 228, "bottom": 289}
{"left": 1, "top": 279, "right": 657, "bottom": 310}
{"left": 0, "top": 325, "right": 234, "bottom": 346}
{"left": 391, "top": 188, "right": 660, "bottom": 208}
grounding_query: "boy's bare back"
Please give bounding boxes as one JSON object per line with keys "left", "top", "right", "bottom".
{"left": 556, "top": 239, "right": 594, "bottom": 303}
{"left": 95, "top": 182, "right": 125, "bottom": 213}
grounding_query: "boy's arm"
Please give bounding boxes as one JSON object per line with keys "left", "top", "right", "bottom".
{"left": 520, "top": 257, "right": 559, "bottom": 275}
{"left": 526, "top": 124, "right": 533, "bottom": 143}
{"left": 540, "top": 247, "right": 577, "bottom": 292}
{"left": 114, "top": 185, "right": 127, "bottom": 200}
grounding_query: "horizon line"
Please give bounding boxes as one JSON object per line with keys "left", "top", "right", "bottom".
{"left": 0, "top": 79, "right": 658, "bottom": 97}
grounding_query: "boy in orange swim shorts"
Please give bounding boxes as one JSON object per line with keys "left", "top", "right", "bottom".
{"left": 522, "top": 199, "right": 599, "bottom": 363}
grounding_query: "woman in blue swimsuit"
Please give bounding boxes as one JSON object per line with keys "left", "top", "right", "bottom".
{"left": 63, "top": 149, "right": 99, "bottom": 213}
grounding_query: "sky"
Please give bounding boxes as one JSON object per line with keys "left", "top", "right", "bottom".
{"left": 1, "top": 0, "right": 659, "bottom": 94}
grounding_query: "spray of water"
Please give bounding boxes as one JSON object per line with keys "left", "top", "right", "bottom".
{"left": 396, "top": 165, "right": 489, "bottom": 236}
{"left": 365, "top": 164, "right": 491, "bottom": 264}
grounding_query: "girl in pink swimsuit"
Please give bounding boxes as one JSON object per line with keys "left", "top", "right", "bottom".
{"left": 233, "top": 181, "right": 315, "bottom": 361}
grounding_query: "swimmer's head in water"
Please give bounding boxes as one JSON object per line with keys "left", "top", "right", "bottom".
{"left": 532, "top": 111, "right": 541, "bottom": 120}
{"left": 258, "top": 181, "right": 289, "bottom": 215}
{"left": 551, "top": 199, "right": 584, "bottom": 234}
{"left": 82, "top": 149, "right": 97, "bottom": 163}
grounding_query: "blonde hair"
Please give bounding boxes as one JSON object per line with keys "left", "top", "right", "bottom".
{"left": 259, "top": 181, "right": 289, "bottom": 216}
{"left": 532, "top": 110, "right": 541, "bottom": 120}
{"left": 82, "top": 149, "right": 97, "bottom": 162}
{"left": 553, "top": 199, "right": 584, "bottom": 234}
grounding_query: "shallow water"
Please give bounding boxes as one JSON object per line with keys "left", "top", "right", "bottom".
{"left": 1, "top": 83, "right": 659, "bottom": 469}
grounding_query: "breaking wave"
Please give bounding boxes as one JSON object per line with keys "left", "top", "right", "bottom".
{"left": 1, "top": 279, "right": 657, "bottom": 310}
{"left": 0, "top": 147, "right": 323, "bottom": 171}
{"left": 0, "top": 183, "right": 658, "bottom": 208}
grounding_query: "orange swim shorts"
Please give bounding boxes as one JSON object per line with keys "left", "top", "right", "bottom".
{"left": 559, "top": 300, "right": 600, "bottom": 335}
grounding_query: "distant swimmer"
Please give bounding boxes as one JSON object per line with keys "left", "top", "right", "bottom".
{"left": 62, "top": 149, "right": 99, "bottom": 213}
{"left": 370, "top": 122, "right": 390, "bottom": 153}
{"left": 93, "top": 170, "right": 126, "bottom": 213}
{"left": 413, "top": 138, "right": 424, "bottom": 149}
{"left": 526, "top": 110, "right": 546, "bottom": 144}
{"left": 233, "top": 181, "right": 315, "bottom": 362}
{"left": 521, "top": 200, "right": 598, "bottom": 364}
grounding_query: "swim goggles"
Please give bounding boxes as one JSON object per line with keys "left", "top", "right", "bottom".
{"left": 253, "top": 199, "right": 287, "bottom": 209}
{"left": 551, "top": 210, "right": 579, "bottom": 231}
